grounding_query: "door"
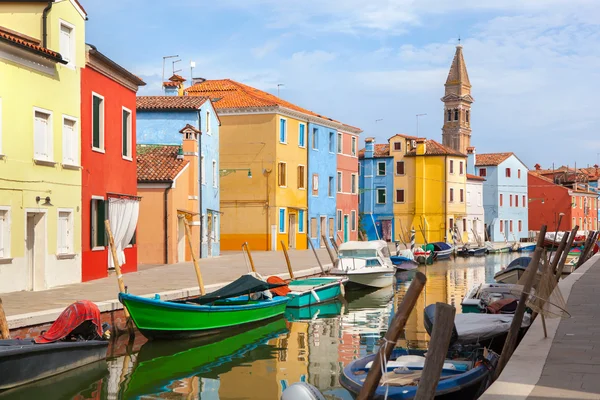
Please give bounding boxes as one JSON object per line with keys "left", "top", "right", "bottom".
{"left": 288, "top": 213, "right": 296, "bottom": 249}
{"left": 177, "top": 216, "right": 185, "bottom": 262}
{"left": 207, "top": 212, "right": 213, "bottom": 257}
{"left": 381, "top": 220, "right": 392, "bottom": 242}
{"left": 344, "top": 215, "right": 349, "bottom": 242}
{"left": 26, "top": 212, "right": 45, "bottom": 291}
{"left": 320, "top": 216, "right": 326, "bottom": 247}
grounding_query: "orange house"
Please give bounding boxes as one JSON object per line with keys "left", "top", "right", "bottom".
{"left": 136, "top": 128, "right": 201, "bottom": 264}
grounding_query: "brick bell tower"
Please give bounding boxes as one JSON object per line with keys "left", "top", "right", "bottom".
{"left": 441, "top": 44, "right": 474, "bottom": 154}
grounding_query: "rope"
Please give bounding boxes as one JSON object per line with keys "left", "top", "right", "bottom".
{"left": 379, "top": 337, "right": 397, "bottom": 400}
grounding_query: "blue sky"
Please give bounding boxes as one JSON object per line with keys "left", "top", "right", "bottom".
{"left": 84, "top": 0, "right": 600, "bottom": 168}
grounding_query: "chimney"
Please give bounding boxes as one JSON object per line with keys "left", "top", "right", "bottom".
{"left": 466, "top": 146, "right": 476, "bottom": 175}
{"left": 180, "top": 124, "right": 200, "bottom": 154}
{"left": 415, "top": 138, "right": 426, "bottom": 156}
{"left": 534, "top": 163, "right": 541, "bottom": 171}
{"left": 364, "top": 137, "right": 375, "bottom": 158}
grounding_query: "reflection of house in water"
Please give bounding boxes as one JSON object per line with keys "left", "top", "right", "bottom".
{"left": 218, "top": 351, "right": 280, "bottom": 399}
{"left": 274, "top": 322, "right": 310, "bottom": 397}
{"left": 307, "top": 318, "right": 343, "bottom": 392}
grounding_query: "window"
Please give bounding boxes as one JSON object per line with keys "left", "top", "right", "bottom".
{"left": 206, "top": 111, "right": 211, "bottom": 133}
{"left": 459, "top": 161, "right": 464, "bottom": 175}
{"left": 122, "top": 108, "right": 132, "bottom": 159}
{"left": 509, "top": 195, "right": 513, "bottom": 207}
{"left": 337, "top": 133, "right": 343, "bottom": 153}
{"left": 278, "top": 162, "right": 287, "bottom": 187}
{"left": 212, "top": 160, "right": 217, "bottom": 187}
{"left": 500, "top": 194, "right": 503, "bottom": 206}
{"left": 310, "top": 218, "right": 317, "bottom": 239}
{"left": 351, "top": 137, "right": 357, "bottom": 156}
{"left": 396, "top": 161, "right": 405, "bottom": 175}
{"left": 312, "top": 174, "right": 318, "bottom": 196}
{"left": 466, "top": 110, "right": 470, "bottom": 123}
{"left": 573, "top": 217, "right": 576, "bottom": 228}
{"left": 522, "top": 195, "right": 526, "bottom": 207}
{"left": 279, "top": 208, "right": 285, "bottom": 233}
{"left": 358, "top": 163, "right": 361, "bottom": 176}
{"left": 460, "top": 189, "right": 464, "bottom": 203}
{"left": 377, "top": 162, "right": 386, "bottom": 176}
{"left": 328, "top": 176, "right": 334, "bottom": 197}
{"left": 299, "top": 124, "right": 306, "bottom": 147}
{"left": 396, "top": 189, "right": 405, "bottom": 203}
{"left": 505, "top": 168, "right": 511, "bottom": 178}
{"left": 0, "top": 207, "right": 10, "bottom": 258}
{"left": 518, "top": 169, "right": 521, "bottom": 179}
{"left": 351, "top": 210, "right": 356, "bottom": 231}
{"left": 279, "top": 119, "right": 287, "bottom": 143}
{"left": 479, "top": 168, "right": 487, "bottom": 177}
{"left": 34, "top": 109, "right": 53, "bottom": 161}
{"left": 515, "top": 195, "right": 519, "bottom": 207}
{"left": 329, "top": 132, "right": 335, "bottom": 153}
{"left": 213, "top": 215, "right": 218, "bottom": 240}
{"left": 337, "top": 172, "right": 342, "bottom": 193}
{"left": 510, "top": 220, "right": 513, "bottom": 233}
{"left": 337, "top": 210, "right": 342, "bottom": 231}
{"left": 329, "top": 218, "right": 334, "bottom": 238}
{"left": 351, "top": 173, "right": 357, "bottom": 194}
{"left": 297, "top": 165, "right": 305, "bottom": 189}
{"left": 201, "top": 155, "right": 206, "bottom": 184}
{"left": 393, "top": 142, "right": 401, "bottom": 151}
{"left": 466, "top": 190, "right": 471, "bottom": 205}
{"left": 311, "top": 128, "right": 318, "bottom": 149}
{"left": 449, "top": 188, "right": 454, "bottom": 202}
{"left": 57, "top": 210, "right": 73, "bottom": 254}
{"left": 62, "top": 116, "right": 77, "bottom": 166}
{"left": 449, "top": 218, "right": 454, "bottom": 230}
{"left": 59, "top": 21, "right": 74, "bottom": 67}
{"left": 447, "top": 110, "right": 451, "bottom": 122}
{"left": 500, "top": 220, "right": 504, "bottom": 233}
{"left": 463, "top": 218, "right": 467, "bottom": 232}
{"left": 518, "top": 220, "right": 522, "bottom": 232}
{"left": 298, "top": 210, "right": 305, "bottom": 233}
{"left": 376, "top": 188, "right": 386, "bottom": 204}
{"left": 202, "top": 214, "right": 207, "bottom": 243}
{"left": 449, "top": 160, "right": 455, "bottom": 174}
{"left": 92, "top": 93, "right": 104, "bottom": 151}
{"left": 454, "top": 109, "right": 459, "bottom": 121}
{"left": 91, "top": 198, "right": 107, "bottom": 248}
{"left": 477, "top": 191, "right": 482, "bottom": 206}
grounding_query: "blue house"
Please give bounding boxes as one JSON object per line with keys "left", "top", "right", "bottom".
{"left": 136, "top": 96, "right": 221, "bottom": 257}
{"left": 469, "top": 150, "right": 529, "bottom": 242}
{"left": 358, "top": 138, "right": 394, "bottom": 241}
{"left": 307, "top": 123, "right": 338, "bottom": 248}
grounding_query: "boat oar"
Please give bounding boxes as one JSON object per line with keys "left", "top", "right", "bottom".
{"left": 184, "top": 219, "right": 205, "bottom": 295}
{"left": 0, "top": 297, "right": 10, "bottom": 339}
{"left": 281, "top": 241, "right": 295, "bottom": 280}
{"left": 357, "top": 271, "right": 427, "bottom": 400}
{"left": 308, "top": 238, "right": 326, "bottom": 275}
{"left": 242, "top": 242, "right": 256, "bottom": 273}
{"left": 415, "top": 303, "right": 456, "bottom": 400}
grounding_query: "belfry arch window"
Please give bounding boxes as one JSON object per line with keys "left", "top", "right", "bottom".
{"left": 454, "top": 109, "right": 459, "bottom": 121}
{"left": 466, "top": 110, "right": 470, "bottom": 123}
{"left": 447, "top": 110, "right": 451, "bottom": 122}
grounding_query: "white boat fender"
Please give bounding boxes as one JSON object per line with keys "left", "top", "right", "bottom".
{"left": 310, "top": 290, "right": 320, "bottom": 303}
{"left": 281, "top": 382, "right": 326, "bottom": 400}
{"left": 339, "top": 282, "right": 345, "bottom": 297}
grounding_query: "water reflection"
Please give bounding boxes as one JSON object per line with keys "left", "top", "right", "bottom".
{"left": 20, "top": 253, "right": 523, "bottom": 399}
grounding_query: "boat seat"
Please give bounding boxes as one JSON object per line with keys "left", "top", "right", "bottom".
{"left": 365, "top": 355, "right": 457, "bottom": 371}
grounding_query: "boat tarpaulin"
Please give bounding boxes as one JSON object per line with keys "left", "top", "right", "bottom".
{"left": 194, "top": 274, "right": 286, "bottom": 305}
{"left": 35, "top": 300, "right": 103, "bottom": 343}
{"left": 431, "top": 242, "right": 452, "bottom": 251}
{"left": 454, "top": 313, "right": 531, "bottom": 344}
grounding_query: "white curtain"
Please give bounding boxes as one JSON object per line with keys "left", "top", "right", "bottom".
{"left": 108, "top": 198, "right": 140, "bottom": 269}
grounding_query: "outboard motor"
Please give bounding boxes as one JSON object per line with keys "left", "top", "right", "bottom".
{"left": 281, "top": 382, "right": 326, "bottom": 400}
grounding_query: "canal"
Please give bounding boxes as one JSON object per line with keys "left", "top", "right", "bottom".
{"left": 29, "top": 252, "right": 524, "bottom": 400}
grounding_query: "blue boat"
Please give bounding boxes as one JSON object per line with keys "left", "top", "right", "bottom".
{"left": 519, "top": 244, "right": 536, "bottom": 252}
{"left": 286, "top": 277, "right": 347, "bottom": 308}
{"left": 340, "top": 347, "right": 499, "bottom": 399}
{"left": 431, "top": 242, "right": 454, "bottom": 260}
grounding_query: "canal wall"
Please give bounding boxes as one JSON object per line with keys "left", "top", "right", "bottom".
{"left": 481, "top": 254, "right": 600, "bottom": 399}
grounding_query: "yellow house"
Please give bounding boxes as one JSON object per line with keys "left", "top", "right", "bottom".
{"left": 185, "top": 79, "right": 360, "bottom": 251}
{"left": 0, "top": 0, "right": 86, "bottom": 293}
{"left": 390, "top": 136, "right": 467, "bottom": 244}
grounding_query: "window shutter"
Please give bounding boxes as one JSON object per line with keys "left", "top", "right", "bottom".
{"left": 96, "top": 200, "right": 107, "bottom": 246}
{"left": 63, "top": 119, "right": 76, "bottom": 165}
{"left": 0, "top": 212, "right": 4, "bottom": 257}
{"left": 60, "top": 25, "right": 70, "bottom": 62}
{"left": 34, "top": 112, "right": 47, "bottom": 159}
{"left": 92, "top": 97, "right": 101, "bottom": 148}
{"left": 122, "top": 110, "right": 128, "bottom": 156}
{"left": 57, "top": 213, "right": 66, "bottom": 254}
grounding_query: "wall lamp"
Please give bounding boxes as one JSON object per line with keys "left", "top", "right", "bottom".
{"left": 36, "top": 196, "right": 53, "bottom": 206}
{"left": 528, "top": 197, "right": 545, "bottom": 204}
{"left": 220, "top": 168, "right": 252, "bottom": 178}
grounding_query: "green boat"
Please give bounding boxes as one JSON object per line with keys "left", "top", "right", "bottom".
{"left": 120, "top": 318, "right": 288, "bottom": 399}
{"left": 286, "top": 277, "right": 347, "bottom": 308}
{"left": 119, "top": 275, "right": 289, "bottom": 340}
{"left": 284, "top": 300, "right": 343, "bottom": 321}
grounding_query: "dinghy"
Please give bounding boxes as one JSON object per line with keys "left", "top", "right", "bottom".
{"left": 390, "top": 249, "right": 419, "bottom": 271}
{"left": 267, "top": 276, "right": 347, "bottom": 308}
{"left": 431, "top": 242, "right": 454, "bottom": 260}
{"left": 493, "top": 256, "right": 532, "bottom": 284}
{"left": 461, "top": 283, "right": 523, "bottom": 313}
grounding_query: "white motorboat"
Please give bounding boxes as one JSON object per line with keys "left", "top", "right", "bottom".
{"left": 330, "top": 240, "right": 395, "bottom": 288}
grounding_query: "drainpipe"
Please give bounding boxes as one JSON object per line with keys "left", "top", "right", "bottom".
{"left": 42, "top": 1, "right": 53, "bottom": 48}
{"left": 164, "top": 185, "right": 171, "bottom": 264}
{"left": 306, "top": 120, "right": 310, "bottom": 249}
{"left": 266, "top": 168, "right": 271, "bottom": 250}
{"left": 444, "top": 155, "right": 448, "bottom": 243}
{"left": 197, "top": 111, "right": 203, "bottom": 258}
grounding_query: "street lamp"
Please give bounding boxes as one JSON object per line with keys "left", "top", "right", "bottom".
{"left": 220, "top": 168, "right": 252, "bottom": 178}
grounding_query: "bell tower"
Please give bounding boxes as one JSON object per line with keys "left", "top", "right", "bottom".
{"left": 441, "top": 45, "right": 474, "bottom": 154}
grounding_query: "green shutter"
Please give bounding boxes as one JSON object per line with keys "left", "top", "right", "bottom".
{"left": 93, "top": 96, "right": 101, "bottom": 148}
{"left": 90, "top": 199, "right": 95, "bottom": 248}
{"left": 130, "top": 230, "right": 136, "bottom": 245}
{"left": 95, "top": 199, "right": 107, "bottom": 247}
{"left": 122, "top": 110, "right": 128, "bottom": 156}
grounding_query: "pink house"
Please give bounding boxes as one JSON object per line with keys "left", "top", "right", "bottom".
{"left": 336, "top": 125, "right": 360, "bottom": 243}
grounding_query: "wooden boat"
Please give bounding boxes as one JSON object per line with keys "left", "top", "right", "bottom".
{"left": 330, "top": 241, "right": 395, "bottom": 288}
{"left": 468, "top": 247, "right": 487, "bottom": 257}
{"left": 339, "top": 347, "right": 499, "bottom": 399}
{"left": 285, "top": 277, "right": 347, "bottom": 307}
{"left": 493, "top": 256, "right": 532, "bottom": 284}
{"left": 413, "top": 247, "right": 433, "bottom": 264}
{"left": 120, "top": 317, "right": 288, "bottom": 399}
{"left": 519, "top": 243, "right": 536, "bottom": 252}
{"left": 284, "top": 300, "right": 343, "bottom": 321}
{"left": 431, "top": 242, "right": 453, "bottom": 260}
{"left": 119, "top": 274, "right": 290, "bottom": 340}
{"left": 544, "top": 232, "right": 586, "bottom": 248}
{"left": 485, "top": 242, "right": 511, "bottom": 253}
{"left": 390, "top": 249, "right": 419, "bottom": 271}
{"left": 461, "top": 283, "right": 522, "bottom": 313}
{"left": 0, "top": 300, "right": 109, "bottom": 390}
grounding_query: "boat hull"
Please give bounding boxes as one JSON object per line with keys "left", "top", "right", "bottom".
{"left": 119, "top": 293, "right": 289, "bottom": 340}
{"left": 0, "top": 339, "right": 108, "bottom": 390}
{"left": 434, "top": 248, "right": 453, "bottom": 260}
{"left": 331, "top": 268, "right": 394, "bottom": 289}
{"left": 494, "top": 269, "right": 524, "bottom": 284}
{"left": 286, "top": 278, "right": 345, "bottom": 308}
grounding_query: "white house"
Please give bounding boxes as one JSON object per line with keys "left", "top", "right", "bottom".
{"left": 466, "top": 172, "right": 486, "bottom": 244}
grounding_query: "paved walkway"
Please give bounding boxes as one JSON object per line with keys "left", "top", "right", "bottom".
{"left": 482, "top": 254, "right": 600, "bottom": 400}
{"left": 2, "top": 249, "right": 332, "bottom": 329}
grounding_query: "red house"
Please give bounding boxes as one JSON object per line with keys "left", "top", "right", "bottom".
{"left": 81, "top": 45, "right": 145, "bottom": 281}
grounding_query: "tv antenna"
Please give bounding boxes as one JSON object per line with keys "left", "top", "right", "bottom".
{"left": 416, "top": 113, "right": 427, "bottom": 137}
{"left": 162, "top": 55, "right": 178, "bottom": 83}
{"left": 190, "top": 60, "right": 196, "bottom": 82}
{"left": 172, "top": 59, "right": 182, "bottom": 75}
{"left": 277, "top": 83, "right": 284, "bottom": 97}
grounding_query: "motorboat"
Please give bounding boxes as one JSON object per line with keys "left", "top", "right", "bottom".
{"left": 330, "top": 240, "right": 395, "bottom": 289}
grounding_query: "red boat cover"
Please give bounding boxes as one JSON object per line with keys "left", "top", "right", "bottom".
{"left": 486, "top": 298, "right": 518, "bottom": 314}
{"left": 267, "top": 276, "right": 291, "bottom": 296}
{"left": 35, "top": 300, "right": 103, "bottom": 344}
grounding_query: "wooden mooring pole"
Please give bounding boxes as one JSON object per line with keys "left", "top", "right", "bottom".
{"left": 281, "top": 241, "right": 295, "bottom": 280}
{"left": 322, "top": 234, "right": 337, "bottom": 265}
{"left": 184, "top": 219, "right": 205, "bottom": 295}
{"left": 357, "top": 271, "right": 427, "bottom": 400}
{"left": 0, "top": 298, "right": 10, "bottom": 339}
{"left": 308, "top": 238, "right": 326, "bottom": 275}
{"left": 555, "top": 226, "right": 579, "bottom": 282}
{"left": 105, "top": 220, "right": 130, "bottom": 319}
{"left": 242, "top": 242, "right": 256, "bottom": 273}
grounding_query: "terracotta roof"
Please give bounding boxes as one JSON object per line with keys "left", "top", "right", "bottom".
{"left": 467, "top": 173, "right": 485, "bottom": 181}
{"left": 389, "top": 133, "right": 420, "bottom": 141}
{"left": 137, "top": 96, "right": 208, "bottom": 110}
{"left": 179, "top": 124, "right": 201, "bottom": 134}
{"left": 0, "top": 26, "right": 65, "bottom": 63}
{"left": 137, "top": 145, "right": 188, "bottom": 182}
{"left": 475, "top": 152, "right": 514, "bottom": 166}
{"left": 405, "top": 140, "right": 466, "bottom": 157}
{"left": 169, "top": 74, "right": 186, "bottom": 82}
{"left": 446, "top": 45, "right": 471, "bottom": 87}
{"left": 163, "top": 81, "right": 179, "bottom": 87}
{"left": 358, "top": 144, "right": 390, "bottom": 159}
{"left": 528, "top": 170, "right": 556, "bottom": 184}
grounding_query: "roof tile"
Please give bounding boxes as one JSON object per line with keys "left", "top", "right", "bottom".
{"left": 0, "top": 25, "right": 63, "bottom": 62}
{"left": 358, "top": 144, "right": 390, "bottom": 159}
{"left": 137, "top": 96, "right": 208, "bottom": 110}
{"left": 405, "top": 140, "right": 466, "bottom": 157}
{"left": 466, "top": 173, "right": 485, "bottom": 181}
{"left": 137, "top": 145, "right": 188, "bottom": 182}
{"left": 475, "top": 152, "right": 513, "bottom": 166}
